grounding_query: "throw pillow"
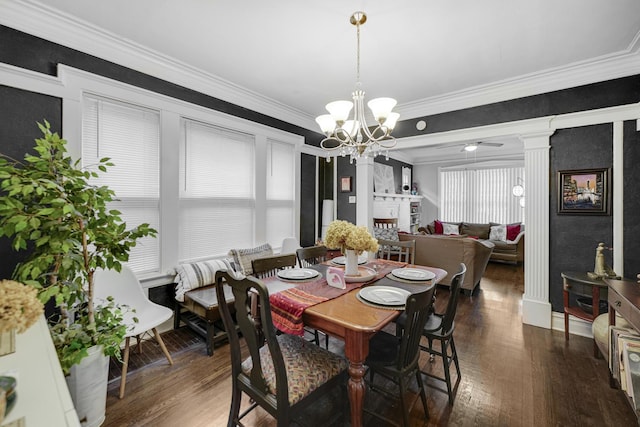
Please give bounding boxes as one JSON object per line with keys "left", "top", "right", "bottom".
{"left": 228, "top": 243, "right": 273, "bottom": 276}
{"left": 489, "top": 225, "right": 507, "bottom": 241}
{"left": 174, "top": 258, "right": 232, "bottom": 302}
{"left": 506, "top": 223, "right": 521, "bottom": 241}
{"left": 373, "top": 226, "right": 399, "bottom": 241}
{"left": 443, "top": 223, "right": 460, "bottom": 235}
{"left": 434, "top": 220, "right": 444, "bottom": 234}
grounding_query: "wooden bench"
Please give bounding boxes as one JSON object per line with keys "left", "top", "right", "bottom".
{"left": 174, "top": 283, "right": 236, "bottom": 356}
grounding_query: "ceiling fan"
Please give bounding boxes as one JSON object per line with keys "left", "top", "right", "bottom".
{"left": 436, "top": 141, "right": 504, "bottom": 152}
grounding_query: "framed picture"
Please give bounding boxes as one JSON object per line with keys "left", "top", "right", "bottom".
{"left": 557, "top": 168, "right": 611, "bottom": 215}
{"left": 340, "top": 176, "right": 352, "bottom": 193}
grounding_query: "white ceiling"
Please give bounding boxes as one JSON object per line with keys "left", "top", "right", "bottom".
{"left": 3, "top": 0, "right": 640, "bottom": 163}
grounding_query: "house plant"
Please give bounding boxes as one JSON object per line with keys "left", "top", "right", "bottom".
{"left": 324, "top": 220, "right": 378, "bottom": 276}
{"left": 0, "top": 121, "right": 156, "bottom": 426}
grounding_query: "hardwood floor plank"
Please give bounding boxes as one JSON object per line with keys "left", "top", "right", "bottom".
{"left": 103, "top": 262, "right": 637, "bottom": 426}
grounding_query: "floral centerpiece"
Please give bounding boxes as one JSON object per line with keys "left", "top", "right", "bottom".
{"left": 0, "top": 279, "right": 44, "bottom": 355}
{"left": 325, "top": 220, "right": 378, "bottom": 276}
{"left": 0, "top": 279, "right": 44, "bottom": 334}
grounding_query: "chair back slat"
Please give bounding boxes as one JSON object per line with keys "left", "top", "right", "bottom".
{"left": 252, "top": 253, "right": 297, "bottom": 278}
{"left": 296, "top": 245, "right": 328, "bottom": 267}
{"left": 215, "top": 271, "right": 289, "bottom": 404}
{"left": 440, "top": 263, "right": 466, "bottom": 334}
{"left": 377, "top": 238, "right": 415, "bottom": 264}
{"left": 398, "top": 284, "right": 437, "bottom": 370}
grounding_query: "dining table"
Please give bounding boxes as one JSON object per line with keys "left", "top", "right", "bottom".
{"left": 265, "top": 258, "right": 448, "bottom": 427}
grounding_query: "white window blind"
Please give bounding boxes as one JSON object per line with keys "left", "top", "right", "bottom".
{"left": 265, "top": 139, "right": 295, "bottom": 247}
{"left": 179, "top": 120, "right": 255, "bottom": 261}
{"left": 82, "top": 95, "right": 161, "bottom": 273}
{"left": 440, "top": 167, "right": 524, "bottom": 224}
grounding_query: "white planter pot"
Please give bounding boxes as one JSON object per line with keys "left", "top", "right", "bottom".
{"left": 66, "top": 345, "right": 109, "bottom": 427}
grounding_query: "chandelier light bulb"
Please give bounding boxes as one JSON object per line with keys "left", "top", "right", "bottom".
{"left": 325, "top": 100, "right": 353, "bottom": 122}
{"left": 367, "top": 97, "right": 397, "bottom": 122}
{"left": 316, "top": 114, "right": 337, "bottom": 134}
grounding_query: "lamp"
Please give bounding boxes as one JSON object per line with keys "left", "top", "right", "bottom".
{"left": 512, "top": 177, "right": 525, "bottom": 207}
{"left": 464, "top": 143, "right": 478, "bottom": 152}
{"left": 316, "top": 11, "right": 398, "bottom": 160}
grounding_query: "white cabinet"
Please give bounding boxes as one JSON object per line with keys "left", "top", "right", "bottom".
{"left": 0, "top": 316, "right": 80, "bottom": 427}
{"left": 373, "top": 193, "right": 423, "bottom": 233}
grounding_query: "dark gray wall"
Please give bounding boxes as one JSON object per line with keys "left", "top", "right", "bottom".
{"left": 623, "top": 120, "right": 640, "bottom": 277}
{"left": 336, "top": 157, "right": 356, "bottom": 223}
{"left": 549, "top": 124, "right": 613, "bottom": 310}
{"left": 299, "top": 153, "right": 317, "bottom": 247}
{"left": 0, "top": 85, "right": 62, "bottom": 280}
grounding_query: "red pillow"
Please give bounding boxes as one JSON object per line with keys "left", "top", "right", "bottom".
{"left": 434, "top": 220, "right": 443, "bottom": 234}
{"left": 506, "top": 224, "right": 521, "bottom": 241}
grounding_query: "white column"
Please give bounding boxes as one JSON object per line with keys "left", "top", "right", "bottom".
{"left": 520, "top": 130, "right": 554, "bottom": 329}
{"left": 356, "top": 156, "right": 375, "bottom": 230}
{"left": 613, "top": 121, "right": 624, "bottom": 275}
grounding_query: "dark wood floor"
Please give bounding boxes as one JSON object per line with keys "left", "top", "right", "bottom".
{"left": 103, "top": 262, "right": 637, "bottom": 426}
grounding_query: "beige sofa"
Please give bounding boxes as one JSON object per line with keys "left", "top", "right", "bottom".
{"left": 399, "top": 233, "right": 494, "bottom": 295}
{"left": 422, "top": 221, "right": 525, "bottom": 264}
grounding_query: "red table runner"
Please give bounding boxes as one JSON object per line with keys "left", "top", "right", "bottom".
{"left": 268, "top": 260, "right": 407, "bottom": 336}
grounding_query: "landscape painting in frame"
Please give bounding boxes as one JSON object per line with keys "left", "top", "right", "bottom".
{"left": 557, "top": 168, "right": 610, "bottom": 215}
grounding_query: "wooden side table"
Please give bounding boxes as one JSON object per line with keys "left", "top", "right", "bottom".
{"left": 561, "top": 271, "right": 608, "bottom": 357}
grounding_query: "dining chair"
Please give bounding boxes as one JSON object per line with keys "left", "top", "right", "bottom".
{"left": 214, "top": 270, "right": 348, "bottom": 427}
{"left": 296, "top": 245, "right": 328, "bottom": 268}
{"left": 251, "top": 253, "right": 297, "bottom": 279}
{"left": 93, "top": 265, "right": 174, "bottom": 399}
{"left": 364, "top": 283, "right": 437, "bottom": 427}
{"left": 419, "top": 263, "right": 466, "bottom": 405}
{"left": 377, "top": 238, "right": 415, "bottom": 264}
{"left": 295, "top": 245, "right": 330, "bottom": 348}
{"left": 395, "top": 263, "right": 466, "bottom": 405}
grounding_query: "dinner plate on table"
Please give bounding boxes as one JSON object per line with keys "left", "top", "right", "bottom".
{"left": 277, "top": 268, "right": 320, "bottom": 281}
{"left": 391, "top": 268, "right": 436, "bottom": 282}
{"left": 331, "top": 255, "right": 368, "bottom": 266}
{"left": 358, "top": 286, "right": 411, "bottom": 306}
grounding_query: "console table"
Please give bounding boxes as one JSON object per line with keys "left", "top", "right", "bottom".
{"left": 561, "top": 271, "right": 608, "bottom": 357}
{"left": 606, "top": 277, "right": 640, "bottom": 421}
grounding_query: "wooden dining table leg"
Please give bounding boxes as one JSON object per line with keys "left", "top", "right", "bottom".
{"left": 344, "top": 329, "right": 369, "bottom": 427}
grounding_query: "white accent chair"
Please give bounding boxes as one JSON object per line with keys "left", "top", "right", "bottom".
{"left": 94, "top": 265, "right": 174, "bottom": 398}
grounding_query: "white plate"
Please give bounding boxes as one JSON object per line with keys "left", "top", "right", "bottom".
{"left": 391, "top": 268, "right": 436, "bottom": 281}
{"left": 331, "top": 255, "right": 367, "bottom": 266}
{"left": 358, "top": 286, "right": 412, "bottom": 306}
{"left": 344, "top": 266, "right": 377, "bottom": 283}
{"left": 277, "top": 268, "right": 319, "bottom": 280}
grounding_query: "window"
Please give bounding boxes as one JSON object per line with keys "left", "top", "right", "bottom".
{"left": 179, "top": 119, "right": 255, "bottom": 261}
{"left": 265, "top": 139, "right": 295, "bottom": 247}
{"left": 82, "top": 95, "right": 161, "bottom": 273}
{"left": 440, "top": 166, "right": 524, "bottom": 224}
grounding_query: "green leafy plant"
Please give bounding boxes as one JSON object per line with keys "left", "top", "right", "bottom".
{"left": 0, "top": 121, "right": 156, "bottom": 374}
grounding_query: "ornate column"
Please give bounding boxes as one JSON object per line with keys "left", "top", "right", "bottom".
{"left": 520, "top": 130, "right": 554, "bottom": 329}
{"left": 355, "top": 156, "right": 375, "bottom": 230}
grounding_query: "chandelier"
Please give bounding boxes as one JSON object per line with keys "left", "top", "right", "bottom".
{"left": 315, "top": 11, "right": 399, "bottom": 160}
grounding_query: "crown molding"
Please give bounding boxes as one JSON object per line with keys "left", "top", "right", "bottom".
{"left": 397, "top": 30, "right": 640, "bottom": 120}
{"left": 2, "top": 1, "right": 639, "bottom": 133}
{"left": 0, "top": 0, "right": 317, "bottom": 131}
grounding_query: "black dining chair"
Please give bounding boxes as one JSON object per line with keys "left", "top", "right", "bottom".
{"left": 396, "top": 263, "right": 466, "bottom": 405}
{"left": 364, "top": 283, "right": 437, "bottom": 426}
{"left": 214, "top": 270, "right": 348, "bottom": 427}
{"left": 295, "top": 245, "right": 330, "bottom": 348}
{"left": 296, "top": 245, "right": 328, "bottom": 268}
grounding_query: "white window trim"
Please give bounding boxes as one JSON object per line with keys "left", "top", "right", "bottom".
{"left": 49, "top": 65, "right": 302, "bottom": 287}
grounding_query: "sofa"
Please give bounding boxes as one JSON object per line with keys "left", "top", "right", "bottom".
{"left": 421, "top": 220, "right": 525, "bottom": 264}
{"left": 399, "top": 233, "right": 494, "bottom": 295}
